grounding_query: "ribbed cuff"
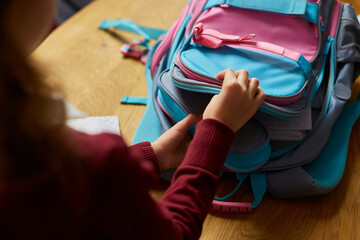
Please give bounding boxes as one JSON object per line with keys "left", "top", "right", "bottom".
{"left": 129, "top": 142, "right": 161, "bottom": 176}
{"left": 181, "top": 119, "right": 235, "bottom": 177}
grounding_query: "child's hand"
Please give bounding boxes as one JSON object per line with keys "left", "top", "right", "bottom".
{"left": 203, "top": 69, "right": 265, "bottom": 132}
{"left": 152, "top": 69, "right": 264, "bottom": 169}
{"left": 151, "top": 114, "right": 201, "bottom": 170}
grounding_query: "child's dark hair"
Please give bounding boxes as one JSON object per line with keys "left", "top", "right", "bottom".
{"left": 0, "top": 0, "right": 87, "bottom": 213}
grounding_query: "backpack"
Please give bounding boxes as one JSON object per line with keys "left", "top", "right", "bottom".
{"left": 100, "top": 0, "right": 360, "bottom": 212}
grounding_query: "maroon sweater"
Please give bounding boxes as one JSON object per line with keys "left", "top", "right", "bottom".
{"left": 0, "top": 119, "right": 234, "bottom": 239}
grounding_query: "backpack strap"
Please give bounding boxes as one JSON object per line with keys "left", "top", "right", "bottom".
{"left": 99, "top": 19, "right": 166, "bottom": 43}
{"left": 99, "top": 19, "right": 167, "bottom": 62}
{"left": 132, "top": 41, "right": 164, "bottom": 144}
{"left": 214, "top": 173, "right": 248, "bottom": 202}
{"left": 305, "top": 98, "right": 360, "bottom": 189}
{"left": 204, "top": 0, "right": 307, "bottom": 16}
{"left": 211, "top": 172, "right": 267, "bottom": 213}
{"left": 203, "top": 0, "right": 321, "bottom": 25}
{"left": 249, "top": 172, "right": 267, "bottom": 208}
{"left": 121, "top": 96, "right": 148, "bottom": 105}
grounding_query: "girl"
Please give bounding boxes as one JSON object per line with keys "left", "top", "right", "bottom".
{"left": 0, "top": 0, "right": 265, "bottom": 239}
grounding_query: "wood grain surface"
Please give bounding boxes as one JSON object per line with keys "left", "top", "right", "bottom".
{"left": 32, "top": 0, "right": 360, "bottom": 239}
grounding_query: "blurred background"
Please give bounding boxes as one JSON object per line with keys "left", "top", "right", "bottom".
{"left": 55, "top": 0, "right": 360, "bottom": 26}
{"left": 56, "top": 0, "right": 92, "bottom": 25}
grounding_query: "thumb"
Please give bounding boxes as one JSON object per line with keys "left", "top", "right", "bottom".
{"left": 172, "top": 114, "right": 201, "bottom": 132}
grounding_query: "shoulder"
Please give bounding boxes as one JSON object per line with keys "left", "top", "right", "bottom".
{"left": 64, "top": 128, "right": 158, "bottom": 181}
{"left": 65, "top": 128, "right": 131, "bottom": 168}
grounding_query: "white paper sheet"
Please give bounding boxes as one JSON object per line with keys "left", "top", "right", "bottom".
{"left": 67, "top": 116, "right": 121, "bottom": 135}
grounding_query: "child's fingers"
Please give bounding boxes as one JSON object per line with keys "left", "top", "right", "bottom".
{"left": 235, "top": 69, "right": 249, "bottom": 79}
{"left": 254, "top": 87, "right": 266, "bottom": 106}
{"left": 248, "top": 77, "right": 260, "bottom": 98}
{"left": 218, "top": 69, "right": 239, "bottom": 93}
{"left": 216, "top": 68, "right": 235, "bottom": 80}
{"left": 235, "top": 69, "right": 249, "bottom": 88}
{"left": 172, "top": 114, "right": 201, "bottom": 132}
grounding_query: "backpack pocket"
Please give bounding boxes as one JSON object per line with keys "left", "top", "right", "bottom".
{"left": 173, "top": 3, "right": 321, "bottom": 110}
{"left": 177, "top": 35, "right": 311, "bottom": 105}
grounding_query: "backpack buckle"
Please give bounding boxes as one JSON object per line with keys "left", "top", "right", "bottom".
{"left": 120, "top": 40, "right": 148, "bottom": 63}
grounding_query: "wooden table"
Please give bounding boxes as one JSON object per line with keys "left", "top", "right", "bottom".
{"left": 32, "top": 0, "right": 360, "bottom": 239}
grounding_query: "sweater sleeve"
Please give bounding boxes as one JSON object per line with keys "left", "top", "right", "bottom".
{"left": 158, "top": 119, "right": 235, "bottom": 240}
{"left": 129, "top": 142, "right": 161, "bottom": 177}
{"left": 76, "top": 119, "right": 234, "bottom": 239}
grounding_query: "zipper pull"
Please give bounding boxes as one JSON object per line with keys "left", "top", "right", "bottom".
{"left": 240, "top": 34, "right": 256, "bottom": 41}
{"left": 193, "top": 23, "right": 256, "bottom": 42}
{"left": 193, "top": 23, "right": 204, "bottom": 40}
{"left": 219, "top": 4, "right": 230, "bottom": 8}
{"left": 190, "top": 24, "right": 301, "bottom": 63}
{"left": 320, "top": 16, "right": 325, "bottom": 32}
